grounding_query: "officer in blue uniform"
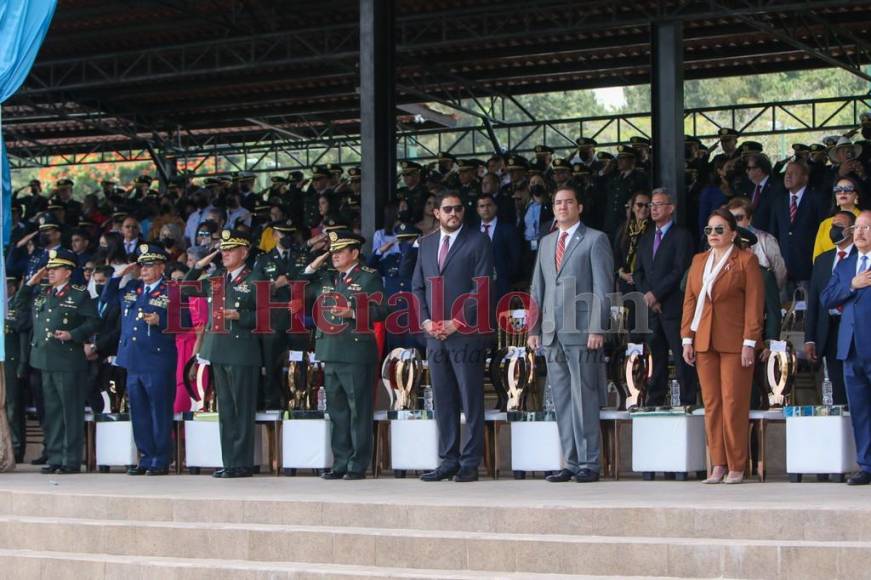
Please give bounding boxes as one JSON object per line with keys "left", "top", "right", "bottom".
{"left": 102, "top": 243, "right": 178, "bottom": 475}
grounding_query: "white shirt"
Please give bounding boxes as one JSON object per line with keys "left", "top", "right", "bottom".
{"left": 52, "top": 282, "right": 68, "bottom": 294}
{"left": 227, "top": 265, "right": 245, "bottom": 283}
{"left": 438, "top": 225, "right": 463, "bottom": 258}
{"left": 556, "top": 220, "right": 581, "bottom": 242}
{"left": 480, "top": 218, "right": 497, "bottom": 240}
{"left": 124, "top": 239, "right": 138, "bottom": 254}
{"left": 787, "top": 186, "right": 806, "bottom": 208}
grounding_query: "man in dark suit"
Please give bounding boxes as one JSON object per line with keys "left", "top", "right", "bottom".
{"left": 475, "top": 193, "right": 521, "bottom": 306}
{"left": 745, "top": 151, "right": 783, "bottom": 231}
{"left": 805, "top": 211, "right": 856, "bottom": 406}
{"left": 822, "top": 211, "right": 871, "bottom": 485}
{"left": 768, "top": 161, "right": 828, "bottom": 288}
{"left": 633, "top": 188, "right": 696, "bottom": 405}
{"left": 412, "top": 192, "right": 494, "bottom": 483}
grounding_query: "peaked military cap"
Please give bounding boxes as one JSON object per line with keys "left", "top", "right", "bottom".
{"left": 137, "top": 243, "right": 169, "bottom": 265}
{"left": 328, "top": 230, "right": 365, "bottom": 252}
{"left": 37, "top": 213, "right": 62, "bottom": 231}
{"left": 46, "top": 248, "right": 77, "bottom": 270}
{"left": 393, "top": 222, "right": 422, "bottom": 239}
{"left": 219, "top": 229, "right": 252, "bottom": 250}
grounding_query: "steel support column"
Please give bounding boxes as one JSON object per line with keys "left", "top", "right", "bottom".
{"left": 360, "top": 0, "right": 395, "bottom": 250}
{"left": 651, "top": 20, "right": 686, "bottom": 223}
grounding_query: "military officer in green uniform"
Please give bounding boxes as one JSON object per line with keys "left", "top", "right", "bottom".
{"left": 252, "top": 219, "right": 308, "bottom": 409}
{"left": 185, "top": 229, "right": 264, "bottom": 478}
{"left": 5, "top": 276, "right": 26, "bottom": 462}
{"left": 603, "top": 144, "right": 649, "bottom": 240}
{"left": 397, "top": 161, "right": 428, "bottom": 216}
{"left": 304, "top": 231, "right": 386, "bottom": 480}
{"left": 15, "top": 249, "right": 99, "bottom": 474}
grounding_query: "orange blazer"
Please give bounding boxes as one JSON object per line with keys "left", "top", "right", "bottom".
{"left": 681, "top": 248, "right": 764, "bottom": 354}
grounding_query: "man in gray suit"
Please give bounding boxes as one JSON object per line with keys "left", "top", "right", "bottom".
{"left": 412, "top": 192, "right": 495, "bottom": 482}
{"left": 528, "top": 185, "right": 614, "bottom": 482}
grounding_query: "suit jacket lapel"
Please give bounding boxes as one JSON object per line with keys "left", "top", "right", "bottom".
{"left": 557, "top": 223, "right": 586, "bottom": 276}
{"left": 711, "top": 250, "right": 739, "bottom": 301}
{"left": 440, "top": 227, "right": 467, "bottom": 273}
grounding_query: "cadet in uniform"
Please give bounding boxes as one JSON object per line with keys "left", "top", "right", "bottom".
{"left": 305, "top": 231, "right": 387, "bottom": 480}
{"left": 16, "top": 249, "right": 99, "bottom": 474}
{"left": 252, "top": 219, "right": 306, "bottom": 409}
{"left": 103, "top": 244, "right": 177, "bottom": 475}
{"left": 397, "top": 161, "right": 428, "bottom": 217}
{"left": 185, "top": 229, "right": 264, "bottom": 478}
{"left": 4, "top": 276, "right": 26, "bottom": 462}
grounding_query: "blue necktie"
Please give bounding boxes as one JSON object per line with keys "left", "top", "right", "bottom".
{"left": 861, "top": 255, "right": 869, "bottom": 274}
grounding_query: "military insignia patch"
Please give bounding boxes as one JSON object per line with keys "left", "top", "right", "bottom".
{"left": 140, "top": 243, "right": 149, "bottom": 253}
{"left": 222, "top": 230, "right": 231, "bottom": 241}
{"left": 48, "top": 249, "right": 57, "bottom": 259}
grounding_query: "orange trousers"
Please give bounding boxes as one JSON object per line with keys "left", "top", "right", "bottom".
{"left": 695, "top": 351, "right": 754, "bottom": 472}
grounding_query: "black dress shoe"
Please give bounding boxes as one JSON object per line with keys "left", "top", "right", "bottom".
{"left": 454, "top": 469, "right": 478, "bottom": 482}
{"left": 212, "top": 469, "right": 227, "bottom": 478}
{"left": 59, "top": 466, "right": 81, "bottom": 474}
{"left": 225, "top": 467, "right": 252, "bottom": 479}
{"left": 545, "top": 469, "right": 575, "bottom": 483}
{"left": 31, "top": 454, "right": 48, "bottom": 466}
{"left": 574, "top": 468, "right": 600, "bottom": 483}
{"left": 127, "top": 466, "right": 147, "bottom": 476}
{"left": 420, "top": 467, "right": 459, "bottom": 482}
{"left": 146, "top": 468, "right": 169, "bottom": 476}
{"left": 40, "top": 464, "right": 61, "bottom": 474}
{"left": 847, "top": 471, "right": 871, "bottom": 485}
{"left": 343, "top": 472, "right": 365, "bottom": 480}
{"left": 321, "top": 470, "right": 346, "bottom": 480}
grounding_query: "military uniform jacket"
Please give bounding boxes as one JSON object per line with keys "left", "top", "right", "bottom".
{"left": 252, "top": 246, "right": 307, "bottom": 331}
{"left": 15, "top": 282, "right": 99, "bottom": 372}
{"left": 313, "top": 264, "right": 387, "bottom": 364}
{"left": 184, "top": 266, "right": 264, "bottom": 366}
{"left": 103, "top": 277, "right": 177, "bottom": 375}
{"left": 5, "top": 301, "right": 26, "bottom": 376}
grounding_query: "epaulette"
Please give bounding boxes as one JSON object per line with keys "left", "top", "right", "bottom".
{"left": 72, "top": 284, "right": 86, "bottom": 292}
{"left": 360, "top": 265, "right": 377, "bottom": 274}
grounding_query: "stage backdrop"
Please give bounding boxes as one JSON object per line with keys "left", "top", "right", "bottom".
{"left": 0, "top": 0, "right": 57, "bottom": 361}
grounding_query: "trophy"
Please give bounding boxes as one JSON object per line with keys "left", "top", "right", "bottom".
{"left": 381, "top": 348, "right": 423, "bottom": 410}
{"left": 286, "top": 351, "right": 316, "bottom": 411}
{"left": 622, "top": 343, "right": 652, "bottom": 410}
{"left": 183, "top": 355, "right": 216, "bottom": 413}
{"left": 101, "top": 379, "right": 128, "bottom": 414}
{"left": 491, "top": 309, "right": 536, "bottom": 412}
{"left": 766, "top": 340, "right": 797, "bottom": 407}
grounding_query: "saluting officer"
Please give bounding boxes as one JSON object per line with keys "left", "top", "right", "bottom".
{"left": 184, "top": 229, "right": 264, "bottom": 478}
{"left": 15, "top": 249, "right": 99, "bottom": 474}
{"left": 307, "top": 231, "right": 386, "bottom": 480}
{"left": 102, "top": 243, "right": 177, "bottom": 475}
{"left": 252, "top": 219, "right": 306, "bottom": 409}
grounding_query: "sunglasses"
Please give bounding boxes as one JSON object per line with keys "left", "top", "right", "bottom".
{"left": 197, "top": 231, "right": 211, "bottom": 237}
{"left": 704, "top": 225, "right": 727, "bottom": 236}
{"left": 439, "top": 204, "right": 464, "bottom": 214}
{"left": 833, "top": 186, "right": 856, "bottom": 194}
{"left": 634, "top": 202, "right": 649, "bottom": 209}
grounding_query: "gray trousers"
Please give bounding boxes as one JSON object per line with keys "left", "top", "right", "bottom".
{"left": 543, "top": 340, "right": 604, "bottom": 473}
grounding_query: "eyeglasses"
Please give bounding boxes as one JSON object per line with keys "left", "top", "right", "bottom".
{"left": 854, "top": 225, "right": 871, "bottom": 233}
{"left": 833, "top": 186, "right": 856, "bottom": 194}
{"left": 439, "top": 204, "right": 464, "bottom": 214}
{"left": 704, "top": 225, "right": 727, "bottom": 236}
{"left": 646, "top": 202, "right": 672, "bottom": 208}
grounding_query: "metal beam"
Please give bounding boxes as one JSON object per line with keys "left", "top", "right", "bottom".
{"left": 360, "top": 0, "right": 395, "bottom": 247}
{"left": 651, "top": 20, "right": 686, "bottom": 223}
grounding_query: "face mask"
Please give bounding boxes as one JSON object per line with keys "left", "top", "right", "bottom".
{"left": 94, "top": 284, "right": 105, "bottom": 295}
{"left": 829, "top": 225, "right": 848, "bottom": 245}
{"left": 397, "top": 209, "right": 412, "bottom": 222}
{"left": 196, "top": 198, "right": 208, "bottom": 209}
{"left": 160, "top": 237, "right": 175, "bottom": 248}
{"left": 278, "top": 236, "right": 293, "bottom": 250}
{"left": 530, "top": 184, "right": 546, "bottom": 197}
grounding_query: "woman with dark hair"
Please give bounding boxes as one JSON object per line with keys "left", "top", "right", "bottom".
{"left": 415, "top": 193, "right": 439, "bottom": 235}
{"left": 614, "top": 191, "right": 652, "bottom": 292}
{"left": 681, "top": 208, "right": 764, "bottom": 484}
{"left": 812, "top": 175, "right": 863, "bottom": 261}
{"left": 311, "top": 193, "right": 333, "bottom": 237}
{"left": 371, "top": 201, "right": 400, "bottom": 261}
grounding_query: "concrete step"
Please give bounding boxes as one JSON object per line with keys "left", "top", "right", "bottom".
{"left": 0, "top": 515, "right": 867, "bottom": 578}
{"left": 0, "top": 549, "right": 636, "bottom": 580}
{"left": 2, "top": 488, "right": 870, "bottom": 543}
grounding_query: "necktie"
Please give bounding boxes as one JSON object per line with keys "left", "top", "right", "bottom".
{"left": 555, "top": 231, "right": 568, "bottom": 271}
{"left": 482, "top": 223, "right": 490, "bottom": 238}
{"left": 653, "top": 228, "right": 663, "bottom": 257}
{"left": 752, "top": 184, "right": 761, "bottom": 208}
{"left": 438, "top": 235, "right": 450, "bottom": 271}
{"left": 861, "top": 255, "right": 869, "bottom": 274}
{"left": 836, "top": 250, "right": 848, "bottom": 313}
{"left": 789, "top": 194, "right": 798, "bottom": 224}
{"left": 226, "top": 272, "right": 233, "bottom": 286}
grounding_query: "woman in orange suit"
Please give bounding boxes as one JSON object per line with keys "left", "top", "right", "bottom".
{"left": 681, "top": 208, "right": 764, "bottom": 484}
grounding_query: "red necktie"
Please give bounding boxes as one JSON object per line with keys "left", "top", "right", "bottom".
{"left": 438, "top": 235, "right": 450, "bottom": 271}
{"left": 555, "top": 231, "right": 568, "bottom": 271}
{"left": 789, "top": 195, "right": 798, "bottom": 224}
{"left": 752, "top": 184, "right": 761, "bottom": 208}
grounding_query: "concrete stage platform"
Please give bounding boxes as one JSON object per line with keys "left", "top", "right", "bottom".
{"left": 0, "top": 466, "right": 868, "bottom": 579}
